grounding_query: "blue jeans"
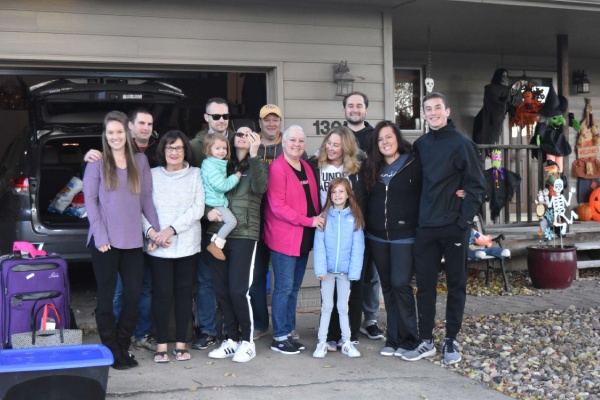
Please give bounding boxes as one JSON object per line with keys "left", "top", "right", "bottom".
{"left": 112, "top": 253, "right": 153, "bottom": 341}
{"left": 196, "top": 232, "right": 217, "bottom": 336}
{"left": 270, "top": 250, "right": 308, "bottom": 339}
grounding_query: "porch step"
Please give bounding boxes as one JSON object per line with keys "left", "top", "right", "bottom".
{"left": 575, "top": 259, "right": 600, "bottom": 280}
{"left": 575, "top": 241, "right": 600, "bottom": 251}
{"left": 577, "top": 260, "right": 600, "bottom": 269}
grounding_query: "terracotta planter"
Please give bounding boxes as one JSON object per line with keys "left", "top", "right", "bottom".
{"left": 526, "top": 245, "right": 577, "bottom": 289}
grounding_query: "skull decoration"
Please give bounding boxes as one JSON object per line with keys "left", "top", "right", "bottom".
{"left": 425, "top": 77, "right": 435, "bottom": 93}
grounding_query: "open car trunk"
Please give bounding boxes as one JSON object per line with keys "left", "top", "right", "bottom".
{"left": 36, "top": 133, "right": 101, "bottom": 228}
{"left": 29, "top": 78, "right": 185, "bottom": 231}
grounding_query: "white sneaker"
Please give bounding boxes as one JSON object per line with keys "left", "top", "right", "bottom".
{"left": 232, "top": 341, "right": 256, "bottom": 363}
{"left": 341, "top": 341, "right": 361, "bottom": 358}
{"left": 313, "top": 342, "right": 328, "bottom": 358}
{"left": 208, "top": 339, "right": 239, "bottom": 359}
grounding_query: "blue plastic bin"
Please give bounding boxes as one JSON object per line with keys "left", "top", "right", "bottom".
{"left": 0, "top": 344, "right": 113, "bottom": 400}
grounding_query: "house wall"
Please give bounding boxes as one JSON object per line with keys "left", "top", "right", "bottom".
{"left": 0, "top": 1, "right": 393, "bottom": 294}
{"left": 0, "top": 0, "right": 391, "bottom": 154}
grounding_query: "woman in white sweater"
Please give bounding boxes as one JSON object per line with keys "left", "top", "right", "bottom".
{"left": 143, "top": 130, "right": 205, "bottom": 363}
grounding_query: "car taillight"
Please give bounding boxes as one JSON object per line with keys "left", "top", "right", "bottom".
{"left": 12, "top": 175, "right": 29, "bottom": 193}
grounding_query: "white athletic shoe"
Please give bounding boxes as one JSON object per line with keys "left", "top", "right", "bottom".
{"left": 208, "top": 339, "right": 239, "bottom": 359}
{"left": 232, "top": 340, "right": 256, "bottom": 363}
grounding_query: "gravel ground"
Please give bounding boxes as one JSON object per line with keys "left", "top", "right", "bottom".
{"left": 426, "top": 286, "right": 600, "bottom": 399}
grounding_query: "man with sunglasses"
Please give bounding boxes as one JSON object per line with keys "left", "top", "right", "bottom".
{"left": 190, "top": 97, "right": 234, "bottom": 165}
{"left": 189, "top": 97, "right": 235, "bottom": 351}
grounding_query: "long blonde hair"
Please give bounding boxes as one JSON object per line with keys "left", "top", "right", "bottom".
{"left": 322, "top": 177, "right": 364, "bottom": 231}
{"left": 101, "top": 110, "right": 141, "bottom": 193}
{"left": 317, "top": 126, "right": 362, "bottom": 175}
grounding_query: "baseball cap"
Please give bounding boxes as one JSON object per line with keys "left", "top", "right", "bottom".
{"left": 259, "top": 104, "right": 282, "bottom": 119}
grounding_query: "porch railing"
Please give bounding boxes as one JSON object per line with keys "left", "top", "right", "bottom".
{"left": 477, "top": 144, "right": 543, "bottom": 225}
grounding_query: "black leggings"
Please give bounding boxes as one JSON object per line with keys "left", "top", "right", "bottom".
{"left": 149, "top": 254, "right": 197, "bottom": 344}
{"left": 89, "top": 236, "right": 144, "bottom": 354}
{"left": 208, "top": 238, "right": 256, "bottom": 343}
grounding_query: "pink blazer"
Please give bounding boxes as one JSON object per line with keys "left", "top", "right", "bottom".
{"left": 263, "top": 155, "right": 320, "bottom": 256}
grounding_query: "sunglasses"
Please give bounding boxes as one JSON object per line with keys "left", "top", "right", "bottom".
{"left": 208, "top": 114, "right": 230, "bottom": 121}
{"left": 235, "top": 132, "right": 248, "bottom": 138}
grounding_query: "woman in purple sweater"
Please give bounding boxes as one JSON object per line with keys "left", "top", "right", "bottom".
{"left": 84, "top": 110, "right": 161, "bottom": 370}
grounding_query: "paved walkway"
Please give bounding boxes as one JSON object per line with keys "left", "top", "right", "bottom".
{"left": 69, "top": 277, "right": 599, "bottom": 400}
{"left": 458, "top": 278, "right": 600, "bottom": 317}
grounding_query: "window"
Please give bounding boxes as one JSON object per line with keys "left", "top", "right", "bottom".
{"left": 394, "top": 67, "right": 423, "bottom": 132}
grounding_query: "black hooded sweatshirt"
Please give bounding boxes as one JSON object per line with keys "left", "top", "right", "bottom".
{"left": 414, "top": 119, "right": 485, "bottom": 230}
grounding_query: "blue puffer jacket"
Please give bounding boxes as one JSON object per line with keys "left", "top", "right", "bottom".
{"left": 313, "top": 206, "right": 364, "bottom": 281}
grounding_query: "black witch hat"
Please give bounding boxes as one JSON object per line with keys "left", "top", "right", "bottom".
{"left": 539, "top": 86, "right": 568, "bottom": 117}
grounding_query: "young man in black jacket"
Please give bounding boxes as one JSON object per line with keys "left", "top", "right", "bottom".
{"left": 402, "top": 92, "right": 485, "bottom": 365}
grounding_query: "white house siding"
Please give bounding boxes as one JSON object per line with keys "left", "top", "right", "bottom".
{"left": 0, "top": 1, "right": 390, "bottom": 154}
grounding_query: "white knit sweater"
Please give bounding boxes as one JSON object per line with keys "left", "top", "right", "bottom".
{"left": 142, "top": 162, "right": 205, "bottom": 258}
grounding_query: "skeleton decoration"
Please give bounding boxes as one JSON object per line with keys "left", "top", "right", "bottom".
{"left": 425, "top": 26, "right": 434, "bottom": 93}
{"left": 425, "top": 77, "right": 434, "bottom": 93}
{"left": 547, "top": 178, "right": 578, "bottom": 236}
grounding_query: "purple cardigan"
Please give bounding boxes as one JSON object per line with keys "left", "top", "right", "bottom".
{"left": 84, "top": 153, "right": 160, "bottom": 249}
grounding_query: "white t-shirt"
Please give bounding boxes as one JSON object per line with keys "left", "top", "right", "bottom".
{"left": 319, "top": 163, "right": 349, "bottom": 207}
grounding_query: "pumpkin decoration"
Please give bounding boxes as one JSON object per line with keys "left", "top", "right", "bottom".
{"left": 590, "top": 187, "right": 600, "bottom": 221}
{"left": 576, "top": 203, "right": 592, "bottom": 222}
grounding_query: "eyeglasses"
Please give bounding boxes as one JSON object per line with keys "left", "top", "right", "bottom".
{"left": 207, "top": 114, "right": 230, "bottom": 121}
{"left": 165, "top": 146, "right": 184, "bottom": 153}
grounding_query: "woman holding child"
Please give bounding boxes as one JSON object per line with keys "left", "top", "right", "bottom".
{"left": 204, "top": 126, "right": 269, "bottom": 363}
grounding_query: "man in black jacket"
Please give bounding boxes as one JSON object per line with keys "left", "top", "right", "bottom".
{"left": 402, "top": 92, "right": 485, "bottom": 365}
{"left": 341, "top": 91, "right": 385, "bottom": 341}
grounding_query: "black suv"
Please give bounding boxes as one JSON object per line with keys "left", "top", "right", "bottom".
{"left": 0, "top": 78, "right": 185, "bottom": 260}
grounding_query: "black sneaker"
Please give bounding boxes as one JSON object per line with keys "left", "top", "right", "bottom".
{"left": 290, "top": 337, "right": 306, "bottom": 351}
{"left": 191, "top": 333, "right": 216, "bottom": 350}
{"left": 122, "top": 351, "right": 138, "bottom": 368}
{"left": 270, "top": 338, "right": 300, "bottom": 355}
{"left": 360, "top": 322, "right": 385, "bottom": 340}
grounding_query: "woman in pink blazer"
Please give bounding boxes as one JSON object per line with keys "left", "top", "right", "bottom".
{"left": 263, "top": 125, "right": 324, "bottom": 355}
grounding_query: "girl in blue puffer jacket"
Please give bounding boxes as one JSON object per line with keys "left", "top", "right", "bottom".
{"left": 312, "top": 177, "right": 365, "bottom": 358}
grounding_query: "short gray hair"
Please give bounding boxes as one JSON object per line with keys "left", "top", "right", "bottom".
{"left": 282, "top": 125, "right": 305, "bottom": 141}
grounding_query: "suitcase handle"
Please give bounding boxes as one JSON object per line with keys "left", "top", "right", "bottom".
{"left": 13, "top": 242, "right": 47, "bottom": 258}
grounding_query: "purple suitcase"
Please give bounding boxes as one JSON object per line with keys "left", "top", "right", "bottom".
{"left": 0, "top": 255, "right": 71, "bottom": 348}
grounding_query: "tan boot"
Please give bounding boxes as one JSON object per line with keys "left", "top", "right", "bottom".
{"left": 207, "top": 237, "right": 226, "bottom": 260}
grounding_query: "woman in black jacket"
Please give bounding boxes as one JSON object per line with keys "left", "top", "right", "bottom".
{"left": 364, "top": 121, "right": 422, "bottom": 357}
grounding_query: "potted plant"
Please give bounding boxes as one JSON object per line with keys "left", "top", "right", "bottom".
{"left": 527, "top": 178, "right": 578, "bottom": 289}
